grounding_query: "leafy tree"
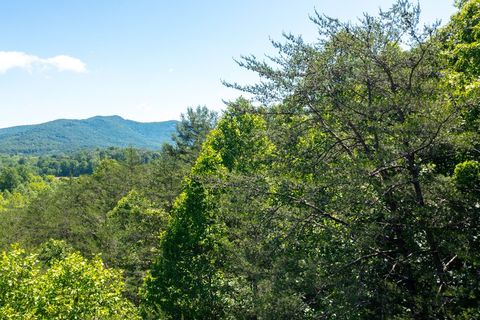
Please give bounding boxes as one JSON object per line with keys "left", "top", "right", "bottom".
{"left": 143, "top": 99, "right": 273, "bottom": 319}
{"left": 11, "top": 159, "right": 131, "bottom": 255}
{"left": 0, "top": 244, "right": 140, "bottom": 319}
{"left": 102, "top": 190, "right": 169, "bottom": 303}
{"left": 440, "top": 0, "right": 480, "bottom": 160}
{"left": 444, "top": 0, "right": 480, "bottom": 81}
{"left": 140, "top": 153, "right": 187, "bottom": 210}
{"left": 1, "top": 2, "right": 479, "bottom": 318}
{"left": 0, "top": 167, "right": 22, "bottom": 192}
{"left": 167, "top": 106, "right": 218, "bottom": 162}
{"left": 454, "top": 160, "right": 480, "bottom": 192}
{"left": 143, "top": 106, "right": 218, "bottom": 210}
{"left": 217, "top": 0, "right": 480, "bottom": 318}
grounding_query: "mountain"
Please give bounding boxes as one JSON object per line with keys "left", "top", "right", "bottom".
{"left": 0, "top": 115, "right": 178, "bottom": 155}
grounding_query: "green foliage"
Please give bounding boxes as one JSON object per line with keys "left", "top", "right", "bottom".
{"left": 454, "top": 160, "right": 480, "bottom": 192}
{"left": 36, "top": 239, "right": 76, "bottom": 267}
{"left": 171, "top": 106, "right": 218, "bottom": 157}
{"left": 0, "top": 167, "right": 22, "bottom": 192}
{"left": 444, "top": 0, "right": 480, "bottom": 80}
{"left": 212, "top": 1, "right": 480, "bottom": 318}
{"left": 0, "top": 244, "right": 140, "bottom": 319}
{"left": 1, "top": 147, "right": 162, "bottom": 178}
{"left": 0, "top": 165, "right": 54, "bottom": 214}
{"left": 143, "top": 100, "right": 273, "bottom": 319}
{"left": 102, "top": 190, "right": 169, "bottom": 303}
{"left": 1, "top": 2, "right": 480, "bottom": 319}
{"left": 140, "top": 153, "right": 187, "bottom": 210}
{"left": 442, "top": 0, "right": 480, "bottom": 139}
{"left": 0, "top": 113, "right": 211, "bottom": 312}
{"left": 143, "top": 180, "right": 228, "bottom": 319}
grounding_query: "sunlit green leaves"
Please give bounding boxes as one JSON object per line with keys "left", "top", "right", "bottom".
{"left": 0, "top": 244, "right": 140, "bottom": 319}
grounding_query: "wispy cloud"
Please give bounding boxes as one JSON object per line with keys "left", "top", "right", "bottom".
{"left": 44, "top": 55, "right": 87, "bottom": 73}
{"left": 0, "top": 51, "right": 87, "bottom": 74}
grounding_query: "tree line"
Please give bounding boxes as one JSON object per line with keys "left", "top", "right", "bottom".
{"left": 0, "top": 1, "right": 479, "bottom": 318}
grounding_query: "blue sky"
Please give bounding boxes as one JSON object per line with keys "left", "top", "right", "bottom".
{"left": 0, "top": 0, "right": 456, "bottom": 128}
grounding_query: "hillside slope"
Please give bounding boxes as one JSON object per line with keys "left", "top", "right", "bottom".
{"left": 0, "top": 116, "right": 177, "bottom": 155}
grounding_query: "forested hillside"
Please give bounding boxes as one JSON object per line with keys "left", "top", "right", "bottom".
{"left": 0, "top": 1, "right": 479, "bottom": 319}
{"left": 0, "top": 115, "right": 177, "bottom": 155}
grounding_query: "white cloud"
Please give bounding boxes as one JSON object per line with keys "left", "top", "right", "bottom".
{"left": 45, "top": 55, "right": 87, "bottom": 73}
{"left": 0, "top": 51, "right": 87, "bottom": 74}
{"left": 0, "top": 52, "right": 38, "bottom": 73}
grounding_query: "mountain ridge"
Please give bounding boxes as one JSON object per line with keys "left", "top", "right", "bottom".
{"left": 0, "top": 115, "right": 177, "bottom": 155}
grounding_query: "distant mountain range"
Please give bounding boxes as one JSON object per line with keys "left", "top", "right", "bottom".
{"left": 0, "top": 115, "right": 178, "bottom": 155}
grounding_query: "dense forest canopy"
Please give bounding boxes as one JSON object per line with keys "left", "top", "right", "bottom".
{"left": 1, "top": 1, "right": 479, "bottom": 319}
{"left": 0, "top": 116, "right": 177, "bottom": 155}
